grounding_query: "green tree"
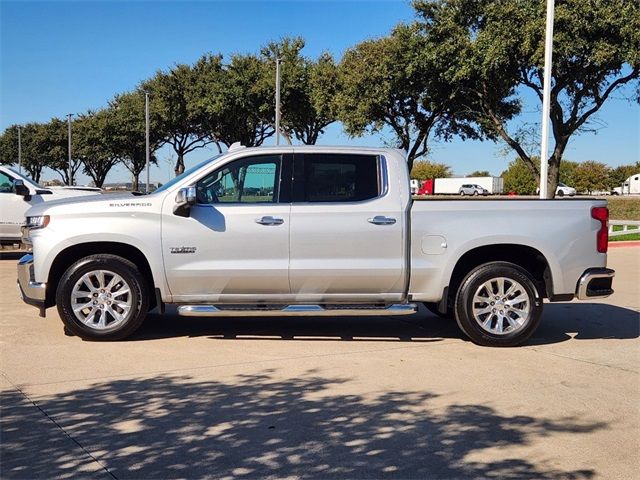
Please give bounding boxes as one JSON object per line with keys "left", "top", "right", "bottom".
{"left": 336, "top": 23, "right": 480, "bottom": 170}
{"left": 467, "top": 170, "right": 491, "bottom": 177}
{"left": 415, "top": 0, "right": 640, "bottom": 197}
{"left": 559, "top": 160, "right": 579, "bottom": 187}
{"left": 260, "top": 38, "right": 338, "bottom": 144}
{"left": 0, "top": 125, "right": 19, "bottom": 167}
{"left": 610, "top": 162, "right": 640, "bottom": 189}
{"left": 143, "top": 63, "right": 213, "bottom": 176}
{"left": 39, "top": 118, "right": 82, "bottom": 185}
{"left": 501, "top": 159, "right": 537, "bottom": 195}
{"left": 73, "top": 110, "right": 121, "bottom": 188}
{"left": 213, "top": 53, "right": 275, "bottom": 147}
{"left": 410, "top": 160, "right": 452, "bottom": 180}
{"left": 108, "top": 92, "right": 162, "bottom": 191}
{"left": 572, "top": 161, "right": 611, "bottom": 194}
{"left": 0, "top": 123, "right": 46, "bottom": 182}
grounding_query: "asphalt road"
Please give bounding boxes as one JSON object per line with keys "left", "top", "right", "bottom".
{"left": 1, "top": 249, "right": 638, "bottom": 479}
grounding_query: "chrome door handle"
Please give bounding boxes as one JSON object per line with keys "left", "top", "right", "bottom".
{"left": 368, "top": 216, "right": 396, "bottom": 225}
{"left": 255, "top": 216, "right": 284, "bottom": 226}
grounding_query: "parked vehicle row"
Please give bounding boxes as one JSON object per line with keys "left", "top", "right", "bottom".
{"left": 16, "top": 145, "right": 614, "bottom": 347}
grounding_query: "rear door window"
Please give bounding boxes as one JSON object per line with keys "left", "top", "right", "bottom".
{"left": 293, "top": 153, "right": 380, "bottom": 203}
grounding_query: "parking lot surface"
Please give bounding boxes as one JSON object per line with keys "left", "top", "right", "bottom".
{"left": 1, "top": 248, "right": 638, "bottom": 479}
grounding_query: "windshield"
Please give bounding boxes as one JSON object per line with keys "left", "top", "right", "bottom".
{"left": 4, "top": 166, "right": 42, "bottom": 189}
{"left": 153, "top": 154, "right": 224, "bottom": 194}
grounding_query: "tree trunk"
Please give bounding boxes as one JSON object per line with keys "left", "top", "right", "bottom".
{"left": 94, "top": 171, "right": 108, "bottom": 188}
{"left": 131, "top": 173, "right": 140, "bottom": 192}
{"left": 26, "top": 166, "right": 42, "bottom": 184}
{"left": 54, "top": 168, "right": 70, "bottom": 186}
{"left": 175, "top": 153, "right": 185, "bottom": 177}
{"left": 545, "top": 138, "right": 569, "bottom": 199}
{"left": 546, "top": 157, "right": 560, "bottom": 199}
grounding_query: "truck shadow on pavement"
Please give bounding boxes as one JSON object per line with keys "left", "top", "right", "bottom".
{"left": 1, "top": 371, "right": 602, "bottom": 479}
{"left": 132, "top": 303, "right": 639, "bottom": 346}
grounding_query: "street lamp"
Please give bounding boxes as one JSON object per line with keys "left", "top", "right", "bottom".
{"left": 17, "top": 125, "right": 22, "bottom": 174}
{"left": 275, "top": 58, "right": 282, "bottom": 146}
{"left": 67, "top": 113, "right": 74, "bottom": 186}
{"left": 539, "top": 0, "right": 555, "bottom": 199}
{"left": 145, "top": 92, "right": 150, "bottom": 193}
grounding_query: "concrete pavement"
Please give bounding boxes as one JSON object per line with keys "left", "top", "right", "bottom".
{"left": 1, "top": 248, "right": 638, "bottom": 479}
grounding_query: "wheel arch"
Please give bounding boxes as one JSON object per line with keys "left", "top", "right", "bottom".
{"left": 46, "top": 242, "right": 157, "bottom": 309}
{"left": 447, "top": 244, "right": 553, "bottom": 304}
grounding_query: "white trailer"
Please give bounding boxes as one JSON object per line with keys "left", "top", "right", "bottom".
{"left": 613, "top": 173, "right": 640, "bottom": 195}
{"left": 434, "top": 176, "right": 504, "bottom": 195}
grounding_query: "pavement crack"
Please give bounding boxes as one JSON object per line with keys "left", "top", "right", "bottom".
{"left": 1, "top": 372, "right": 119, "bottom": 480}
{"left": 524, "top": 348, "right": 639, "bottom": 374}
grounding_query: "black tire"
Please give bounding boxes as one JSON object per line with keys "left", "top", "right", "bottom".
{"left": 557, "top": 190, "right": 565, "bottom": 197}
{"left": 453, "top": 262, "right": 543, "bottom": 347}
{"left": 460, "top": 191, "right": 465, "bottom": 196}
{"left": 473, "top": 190, "right": 479, "bottom": 196}
{"left": 56, "top": 254, "right": 149, "bottom": 341}
{"left": 424, "top": 302, "right": 452, "bottom": 319}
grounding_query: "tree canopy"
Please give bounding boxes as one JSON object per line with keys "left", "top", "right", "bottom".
{"left": 337, "top": 23, "right": 481, "bottom": 170}
{"left": 410, "top": 160, "right": 452, "bottom": 181}
{"left": 414, "top": 0, "right": 640, "bottom": 197}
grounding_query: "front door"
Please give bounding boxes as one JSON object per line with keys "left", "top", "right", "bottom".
{"left": 288, "top": 152, "right": 405, "bottom": 302}
{"left": 162, "top": 154, "right": 292, "bottom": 303}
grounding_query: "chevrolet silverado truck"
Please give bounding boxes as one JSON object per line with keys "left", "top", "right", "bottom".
{"left": 17, "top": 145, "right": 615, "bottom": 346}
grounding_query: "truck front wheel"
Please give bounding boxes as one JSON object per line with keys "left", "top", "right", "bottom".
{"left": 56, "top": 254, "right": 149, "bottom": 341}
{"left": 454, "top": 262, "right": 542, "bottom": 347}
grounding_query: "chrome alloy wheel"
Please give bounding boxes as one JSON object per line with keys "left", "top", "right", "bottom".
{"left": 70, "top": 270, "right": 132, "bottom": 330}
{"left": 471, "top": 277, "right": 530, "bottom": 335}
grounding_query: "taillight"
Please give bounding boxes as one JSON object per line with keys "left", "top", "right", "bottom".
{"left": 591, "top": 207, "right": 609, "bottom": 253}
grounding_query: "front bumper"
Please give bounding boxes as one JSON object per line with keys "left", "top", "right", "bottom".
{"left": 576, "top": 268, "right": 615, "bottom": 300}
{"left": 17, "top": 254, "right": 47, "bottom": 316}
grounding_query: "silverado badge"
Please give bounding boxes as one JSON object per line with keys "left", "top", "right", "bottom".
{"left": 170, "top": 246, "right": 197, "bottom": 254}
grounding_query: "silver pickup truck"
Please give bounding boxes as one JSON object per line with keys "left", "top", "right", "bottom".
{"left": 17, "top": 145, "right": 614, "bottom": 346}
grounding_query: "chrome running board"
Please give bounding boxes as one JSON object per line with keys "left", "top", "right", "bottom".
{"left": 177, "top": 303, "right": 417, "bottom": 317}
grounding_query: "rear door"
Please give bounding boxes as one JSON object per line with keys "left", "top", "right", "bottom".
{"left": 288, "top": 152, "right": 405, "bottom": 302}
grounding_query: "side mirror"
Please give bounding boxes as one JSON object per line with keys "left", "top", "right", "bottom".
{"left": 13, "top": 180, "right": 31, "bottom": 200}
{"left": 173, "top": 186, "right": 197, "bottom": 217}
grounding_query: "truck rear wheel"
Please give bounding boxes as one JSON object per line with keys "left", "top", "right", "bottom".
{"left": 56, "top": 254, "right": 149, "bottom": 341}
{"left": 453, "top": 262, "right": 542, "bottom": 347}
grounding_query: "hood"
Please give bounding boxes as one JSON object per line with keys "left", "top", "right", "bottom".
{"left": 25, "top": 192, "right": 143, "bottom": 217}
{"left": 48, "top": 186, "right": 102, "bottom": 197}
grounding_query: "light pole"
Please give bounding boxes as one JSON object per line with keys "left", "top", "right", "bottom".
{"left": 145, "top": 92, "right": 150, "bottom": 193}
{"left": 275, "top": 57, "right": 281, "bottom": 146}
{"left": 67, "top": 113, "right": 73, "bottom": 186}
{"left": 17, "top": 126, "right": 22, "bottom": 174}
{"left": 539, "top": 0, "right": 555, "bottom": 199}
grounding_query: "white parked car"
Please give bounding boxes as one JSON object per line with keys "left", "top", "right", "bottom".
{"left": 18, "top": 146, "right": 614, "bottom": 347}
{"left": 555, "top": 182, "right": 576, "bottom": 197}
{"left": 537, "top": 182, "right": 576, "bottom": 197}
{"left": 0, "top": 165, "right": 100, "bottom": 245}
{"left": 459, "top": 184, "right": 488, "bottom": 196}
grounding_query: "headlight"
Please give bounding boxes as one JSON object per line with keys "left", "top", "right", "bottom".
{"left": 25, "top": 215, "right": 50, "bottom": 230}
